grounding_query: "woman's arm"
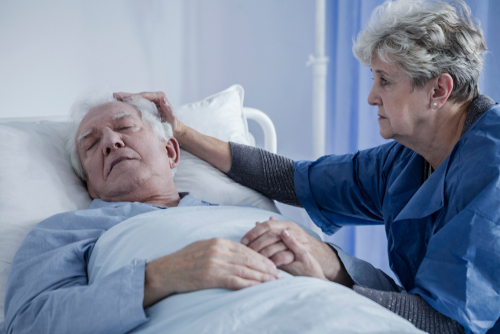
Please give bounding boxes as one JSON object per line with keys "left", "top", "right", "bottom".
{"left": 354, "top": 286, "right": 465, "bottom": 334}
{"left": 114, "top": 91, "right": 301, "bottom": 205}
{"left": 227, "top": 142, "right": 300, "bottom": 206}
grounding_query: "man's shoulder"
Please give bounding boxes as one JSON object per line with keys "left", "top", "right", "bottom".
{"left": 33, "top": 200, "right": 147, "bottom": 232}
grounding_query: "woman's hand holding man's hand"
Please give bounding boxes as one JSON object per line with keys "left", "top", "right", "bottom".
{"left": 241, "top": 218, "right": 354, "bottom": 288}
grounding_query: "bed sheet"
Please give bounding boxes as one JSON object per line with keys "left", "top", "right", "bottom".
{"left": 88, "top": 206, "right": 424, "bottom": 334}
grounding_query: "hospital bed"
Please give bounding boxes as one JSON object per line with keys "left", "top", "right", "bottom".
{"left": 0, "top": 85, "right": 424, "bottom": 333}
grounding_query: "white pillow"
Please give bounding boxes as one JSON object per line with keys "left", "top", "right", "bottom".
{"left": 0, "top": 121, "right": 91, "bottom": 322}
{"left": 173, "top": 85, "right": 277, "bottom": 212}
{"left": 176, "top": 85, "right": 250, "bottom": 145}
{"left": 0, "top": 85, "right": 277, "bottom": 322}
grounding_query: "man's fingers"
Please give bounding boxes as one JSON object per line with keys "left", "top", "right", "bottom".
{"left": 271, "top": 250, "right": 295, "bottom": 267}
{"left": 246, "top": 232, "right": 284, "bottom": 255}
{"left": 222, "top": 275, "right": 262, "bottom": 290}
{"left": 259, "top": 241, "right": 288, "bottom": 259}
{"left": 226, "top": 264, "right": 277, "bottom": 285}
{"left": 241, "top": 221, "right": 271, "bottom": 246}
{"left": 227, "top": 241, "right": 280, "bottom": 278}
{"left": 241, "top": 220, "right": 287, "bottom": 251}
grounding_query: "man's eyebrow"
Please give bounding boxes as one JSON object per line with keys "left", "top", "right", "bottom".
{"left": 77, "top": 128, "right": 95, "bottom": 143}
{"left": 112, "top": 111, "right": 133, "bottom": 120}
{"left": 77, "top": 112, "right": 135, "bottom": 143}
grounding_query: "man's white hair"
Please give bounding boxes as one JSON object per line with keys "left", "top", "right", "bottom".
{"left": 353, "top": 0, "right": 487, "bottom": 103}
{"left": 65, "top": 89, "right": 176, "bottom": 181}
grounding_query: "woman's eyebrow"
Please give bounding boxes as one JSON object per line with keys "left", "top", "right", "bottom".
{"left": 371, "top": 69, "right": 391, "bottom": 77}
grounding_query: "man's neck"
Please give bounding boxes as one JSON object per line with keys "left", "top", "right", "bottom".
{"left": 95, "top": 180, "right": 182, "bottom": 207}
{"left": 141, "top": 193, "right": 182, "bottom": 207}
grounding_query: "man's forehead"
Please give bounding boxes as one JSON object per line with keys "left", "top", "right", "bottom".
{"left": 78, "top": 102, "right": 141, "bottom": 134}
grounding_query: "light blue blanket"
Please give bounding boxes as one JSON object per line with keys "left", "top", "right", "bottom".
{"left": 88, "top": 206, "right": 423, "bottom": 333}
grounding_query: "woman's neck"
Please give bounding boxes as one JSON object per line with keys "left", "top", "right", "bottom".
{"left": 409, "top": 101, "right": 471, "bottom": 170}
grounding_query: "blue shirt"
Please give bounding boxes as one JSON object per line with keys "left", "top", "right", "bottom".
{"left": 294, "top": 104, "right": 500, "bottom": 334}
{"left": 1, "top": 194, "right": 213, "bottom": 334}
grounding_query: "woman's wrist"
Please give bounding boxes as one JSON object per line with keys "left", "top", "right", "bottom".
{"left": 172, "top": 120, "right": 188, "bottom": 142}
{"left": 322, "top": 243, "right": 354, "bottom": 288}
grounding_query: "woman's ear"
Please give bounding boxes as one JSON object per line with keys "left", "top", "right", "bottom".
{"left": 164, "top": 137, "right": 180, "bottom": 168}
{"left": 430, "top": 73, "right": 454, "bottom": 109}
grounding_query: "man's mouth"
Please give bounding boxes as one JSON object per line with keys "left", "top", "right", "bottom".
{"left": 110, "top": 157, "right": 132, "bottom": 173}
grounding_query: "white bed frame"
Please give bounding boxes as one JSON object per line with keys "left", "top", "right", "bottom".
{"left": 0, "top": 107, "right": 277, "bottom": 154}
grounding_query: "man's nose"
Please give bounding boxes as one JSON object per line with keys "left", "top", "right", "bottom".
{"left": 102, "top": 129, "right": 125, "bottom": 156}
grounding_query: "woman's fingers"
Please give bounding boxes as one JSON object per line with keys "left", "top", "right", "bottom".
{"left": 280, "top": 230, "right": 305, "bottom": 260}
{"left": 113, "top": 91, "right": 180, "bottom": 131}
{"left": 114, "top": 91, "right": 164, "bottom": 103}
{"left": 277, "top": 230, "right": 328, "bottom": 280}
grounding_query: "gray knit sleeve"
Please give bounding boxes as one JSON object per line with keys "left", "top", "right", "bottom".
{"left": 227, "top": 142, "right": 301, "bottom": 206}
{"left": 353, "top": 286, "right": 465, "bottom": 334}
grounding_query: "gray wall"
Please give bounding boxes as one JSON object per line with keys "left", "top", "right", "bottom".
{"left": 0, "top": 0, "right": 316, "bottom": 161}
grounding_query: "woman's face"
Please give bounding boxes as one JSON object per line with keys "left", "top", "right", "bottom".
{"left": 367, "top": 56, "right": 432, "bottom": 142}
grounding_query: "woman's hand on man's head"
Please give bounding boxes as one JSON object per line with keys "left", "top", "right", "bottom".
{"left": 113, "top": 91, "right": 186, "bottom": 138}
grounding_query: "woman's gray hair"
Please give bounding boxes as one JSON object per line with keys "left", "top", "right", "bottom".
{"left": 65, "top": 89, "right": 175, "bottom": 181}
{"left": 353, "top": 0, "right": 487, "bottom": 103}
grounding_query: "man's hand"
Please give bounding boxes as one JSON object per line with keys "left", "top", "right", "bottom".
{"left": 143, "top": 238, "right": 281, "bottom": 308}
{"left": 241, "top": 218, "right": 353, "bottom": 287}
{"left": 113, "top": 91, "right": 186, "bottom": 137}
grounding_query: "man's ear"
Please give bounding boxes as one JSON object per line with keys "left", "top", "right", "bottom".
{"left": 164, "top": 137, "right": 180, "bottom": 168}
{"left": 430, "top": 73, "right": 454, "bottom": 109}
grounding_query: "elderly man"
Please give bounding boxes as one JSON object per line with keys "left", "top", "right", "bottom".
{"left": 2, "top": 93, "right": 282, "bottom": 334}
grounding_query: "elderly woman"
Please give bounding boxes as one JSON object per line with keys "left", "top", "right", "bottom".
{"left": 116, "top": 1, "right": 499, "bottom": 333}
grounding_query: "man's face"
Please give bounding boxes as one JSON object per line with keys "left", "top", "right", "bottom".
{"left": 76, "top": 101, "right": 178, "bottom": 202}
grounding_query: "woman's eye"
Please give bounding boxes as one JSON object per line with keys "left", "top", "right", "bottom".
{"left": 119, "top": 126, "right": 132, "bottom": 131}
{"left": 381, "top": 78, "right": 389, "bottom": 86}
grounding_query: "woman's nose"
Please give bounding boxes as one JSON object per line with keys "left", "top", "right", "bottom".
{"left": 367, "top": 84, "right": 381, "bottom": 106}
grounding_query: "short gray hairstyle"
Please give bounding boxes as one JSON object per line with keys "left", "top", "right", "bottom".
{"left": 65, "top": 89, "right": 176, "bottom": 181}
{"left": 353, "top": 0, "right": 487, "bottom": 103}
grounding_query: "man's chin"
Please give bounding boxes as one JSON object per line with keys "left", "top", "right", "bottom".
{"left": 92, "top": 177, "right": 146, "bottom": 202}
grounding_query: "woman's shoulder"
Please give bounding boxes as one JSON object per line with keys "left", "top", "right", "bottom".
{"left": 459, "top": 104, "right": 500, "bottom": 154}
{"left": 463, "top": 103, "right": 500, "bottom": 136}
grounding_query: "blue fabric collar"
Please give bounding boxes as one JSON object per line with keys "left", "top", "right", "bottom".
{"left": 389, "top": 152, "right": 445, "bottom": 222}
